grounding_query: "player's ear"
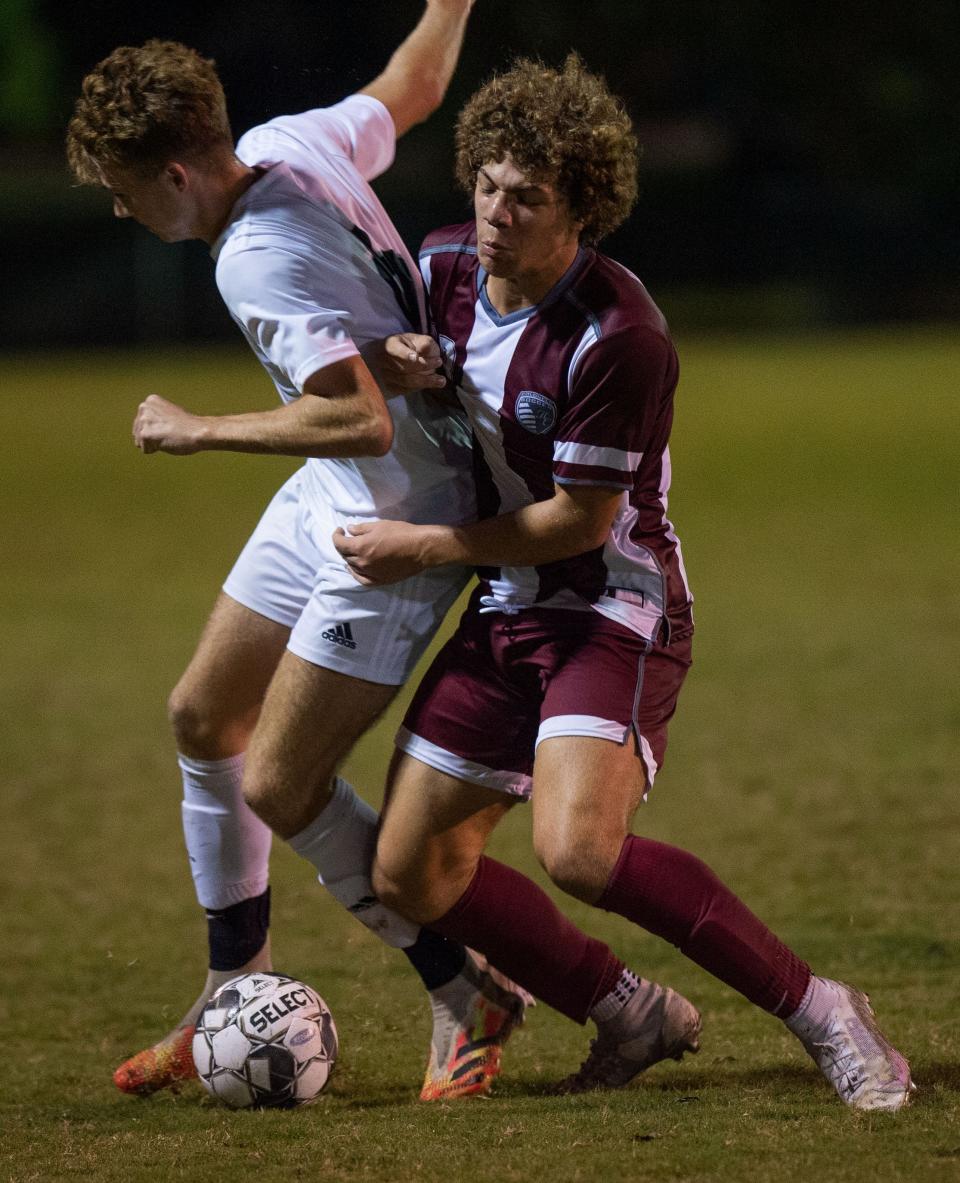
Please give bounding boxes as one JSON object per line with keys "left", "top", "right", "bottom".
{"left": 164, "top": 162, "right": 189, "bottom": 191}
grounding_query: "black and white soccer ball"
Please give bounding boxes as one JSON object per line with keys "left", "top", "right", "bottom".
{"left": 192, "top": 972, "right": 338, "bottom": 1109}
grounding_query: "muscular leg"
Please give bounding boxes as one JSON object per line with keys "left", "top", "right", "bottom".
{"left": 373, "top": 755, "right": 630, "bottom": 1025}
{"left": 120, "top": 603, "right": 528, "bottom": 1100}
{"left": 243, "top": 661, "right": 533, "bottom": 1101}
{"left": 371, "top": 749, "right": 515, "bottom": 920}
{"left": 375, "top": 735, "right": 817, "bottom": 1079}
{"left": 240, "top": 652, "right": 426, "bottom": 948}
{"left": 168, "top": 592, "right": 290, "bottom": 760}
{"left": 529, "top": 735, "right": 912, "bottom": 1108}
{"left": 241, "top": 651, "right": 398, "bottom": 838}
{"left": 114, "top": 594, "right": 289, "bottom": 1094}
{"left": 530, "top": 736, "right": 644, "bottom": 903}
{"left": 532, "top": 735, "right": 811, "bottom": 1017}
{"left": 239, "top": 652, "right": 479, "bottom": 966}
{"left": 169, "top": 594, "right": 290, "bottom": 982}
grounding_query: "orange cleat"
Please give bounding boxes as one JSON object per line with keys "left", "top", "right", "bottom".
{"left": 420, "top": 955, "right": 531, "bottom": 1101}
{"left": 113, "top": 1025, "right": 198, "bottom": 1095}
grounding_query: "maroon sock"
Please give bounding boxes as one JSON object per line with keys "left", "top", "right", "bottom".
{"left": 597, "top": 835, "right": 810, "bottom": 1015}
{"left": 429, "top": 856, "right": 622, "bottom": 1024}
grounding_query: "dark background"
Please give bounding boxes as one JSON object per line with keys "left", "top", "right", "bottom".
{"left": 3, "top": 0, "right": 958, "bottom": 348}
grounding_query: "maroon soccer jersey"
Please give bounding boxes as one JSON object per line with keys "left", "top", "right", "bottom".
{"left": 420, "top": 222, "right": 692, "bottom": 642}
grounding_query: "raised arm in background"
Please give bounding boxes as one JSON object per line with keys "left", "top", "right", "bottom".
{"left": 361, "top": 0, "right": 476, "bottom": 136}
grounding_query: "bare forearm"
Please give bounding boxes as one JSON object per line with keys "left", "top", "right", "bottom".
{"left": 414, "top": 499, "right": 608, "bottom": 569}
{"left": 191, "top": 399, "right": 387, "bottom": 458}
{"left": 133, "top": 356, "right": 393, "bottom": 459}
{"left": 397, "top": 0, "right": 473, "bottom": 104}
{"left": 333, "top": 483, "right": 622, "bottom": 585}
{"left": 362, "top": 0, "right": 474, "bottom": 135}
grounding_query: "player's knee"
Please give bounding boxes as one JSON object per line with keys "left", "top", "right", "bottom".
{"left": 243, "top": 762, "right": 340, "bottom": 840}
{"left": 168, "top": 684, "right": 221, "bottom": 757}
{"left": 534, "top": 833, "right": 610, "bottom": 905}
{"left": 371, "top": 856, "right": 437, "bottom": 925}
{"left": 369, "top": 858, "right": 404, "bottom": 912}
{"left": 168, "top": 680, "right": 255, "bottom": 761}
{"left": 239, "top": 761, "right": 281, "bottom": 827}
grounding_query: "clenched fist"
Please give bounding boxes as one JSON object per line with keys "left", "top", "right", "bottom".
{"left": 133, "top": 394, "right": 206, "bottom": 455}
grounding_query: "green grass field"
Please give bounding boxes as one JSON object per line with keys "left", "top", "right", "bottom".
{"left": 2, "top": 331, "right": 958, "bottom": 1182}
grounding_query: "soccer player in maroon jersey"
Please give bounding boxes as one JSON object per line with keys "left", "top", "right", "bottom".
{"left": 333, "top": 56, "right": 914, "bottom": 1110}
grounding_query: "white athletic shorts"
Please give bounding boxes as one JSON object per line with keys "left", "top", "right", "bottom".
{"left": 222, "top": 468, "right": 472, "bottom": 686}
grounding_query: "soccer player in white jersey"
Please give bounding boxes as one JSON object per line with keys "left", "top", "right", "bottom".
{"left": 66, "top": 1, "right": 533, "bottom": 1103}
{"left": 334, "top": 56, "right": 914, "bottom": 1110}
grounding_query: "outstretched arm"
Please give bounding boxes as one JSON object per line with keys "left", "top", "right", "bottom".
{"left": 132, "top": 355, "right": 393, "bottom": 459}
{"left": 361, "top": 0, "right": 476, "bottom": 137}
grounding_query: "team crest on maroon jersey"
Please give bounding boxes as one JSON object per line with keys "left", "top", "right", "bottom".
{"left": 515, "top": 390, "right": 557, "bottom": 434}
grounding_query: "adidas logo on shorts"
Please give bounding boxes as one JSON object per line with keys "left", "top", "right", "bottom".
{"left": 321, "top": 622, "right": 357, "bottom": 650}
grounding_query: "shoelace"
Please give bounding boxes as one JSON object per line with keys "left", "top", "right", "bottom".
{"left": 812, "top": 1023, "right": 907, "bottom": 1100}
{"left": 478, "top": 595, "right": 523, "bottom": 615}
{"left": 811, "top": 1034, "right": 867, "bottom": 1099}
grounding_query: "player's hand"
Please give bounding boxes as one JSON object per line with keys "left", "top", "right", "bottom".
{"left": 366, "top": 333, "right": 447, "bottom": 394}
{"left": 332, "top": 521, "right": 432, "bottom": 585}
{"left": 132, "top": 394, "right": 207, "bottom": 455}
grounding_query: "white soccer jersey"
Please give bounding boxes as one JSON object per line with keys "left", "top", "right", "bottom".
{"left": 420, "top": 221, "right": 693, "bottom": 643}
{"left": 211, "top": 96, "right": 473, "bottom": 525}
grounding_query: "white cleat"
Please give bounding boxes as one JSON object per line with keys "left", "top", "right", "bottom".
{"left": 791, "top": 978, "right": 914, "bottom": 1111}
{"left": 555, "top": 984, "right": 701, "bottom": 1094}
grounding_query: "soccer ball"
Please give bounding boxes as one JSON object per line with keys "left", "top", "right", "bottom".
{"left": 192, "top": 972, "right": 338, "bottom": 1109}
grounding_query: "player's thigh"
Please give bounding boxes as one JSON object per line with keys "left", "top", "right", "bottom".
{"left": 374, "top": 749, "right": 515, "bottom": 923}
{"left": 171, "top": 469, "right": 319, "bottom": 753}
{"left": 529, "top": 619, "right": 691, "bottom": 900}
{"left": 169, "top": 592, "right": 291, "bottom": 755}
{"left": 532, "top": 735, "right": 647, "bottom": 899}
{"left": 243, "top": 651, "right": 399, "bottom": 836}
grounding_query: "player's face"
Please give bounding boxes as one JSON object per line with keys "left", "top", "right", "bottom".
{"left": 474, "top": 157, "right": 582, "bottom": 293}
{"left": 98, "top": 162, "right": 194, "bottom": 243}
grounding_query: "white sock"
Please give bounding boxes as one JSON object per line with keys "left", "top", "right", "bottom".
{"left": 590, "top": 968, "right": 643, "bottom": 1025}
{"left": 287, "top": 776, "right": 420, "bottom": 950}
{"left": 179, "top": 752, "right": 272, "bottom": 910}
{"left": 783, "top": 975, "right": 835, "bottom": 1038}
{"left": 173, "top": 941, "right": 274, "bottom": 1033}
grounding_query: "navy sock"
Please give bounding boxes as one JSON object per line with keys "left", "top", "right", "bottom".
{"left": 401, "top": 928, "right": 467, "bottom": 991}
{"left": 206, "top": 887, "right": 271, "bottom": 972}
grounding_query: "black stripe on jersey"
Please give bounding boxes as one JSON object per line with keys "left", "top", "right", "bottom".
{"left": 349, "top": 224, "right": 422, "bottom": 330}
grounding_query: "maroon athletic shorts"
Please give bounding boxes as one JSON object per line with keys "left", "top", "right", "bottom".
{"left": 395, "top": 594, "right": 692, "bottom": 800}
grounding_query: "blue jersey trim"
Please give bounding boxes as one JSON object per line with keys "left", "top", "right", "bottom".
{"left": 476, "top": 248, "right": 592, "bottom": 327}
{"left": 553, "top": 475, "right": 633, "bottom": 490}
{"left": 419, "top": 243, "right": 479, "bottom": 258}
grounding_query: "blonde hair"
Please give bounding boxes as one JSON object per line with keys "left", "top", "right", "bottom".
{"left": 67, "top": 39, "right": 232, "bottom": 183}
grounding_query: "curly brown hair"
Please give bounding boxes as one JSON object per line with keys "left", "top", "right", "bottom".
{"left": 455, "top": 54, "right": 638, "bottom": 244}
{"left": 67, "top": 39, "right": 232, "bottom": 184}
